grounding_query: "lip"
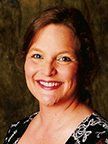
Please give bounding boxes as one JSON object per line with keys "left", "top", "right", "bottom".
{"left": 36, "top": 80, "right": 63, "bottom": 90}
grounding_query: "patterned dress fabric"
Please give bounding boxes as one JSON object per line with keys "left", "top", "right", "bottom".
{"left": 4, "top": 112, "right": 108, "bottom": 144}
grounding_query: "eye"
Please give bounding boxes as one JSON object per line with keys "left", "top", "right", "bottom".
{"left": 32, "top": 53, "right": 43, "bottom": 59}
{"left": 57, "top": 56, "right": 72, "bottom": 62}
{"left": 57, "top": 55, "right": 78, "bottom": 64}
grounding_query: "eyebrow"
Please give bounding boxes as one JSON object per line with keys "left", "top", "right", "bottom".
{"left": 29, "top": 48, "right": 43, "bottom": 53}
{"left": 29, "top": 47, "right": 77, "bottom": 56}
{"left": 58, "top": 50, "right": 76, "bottom": 55}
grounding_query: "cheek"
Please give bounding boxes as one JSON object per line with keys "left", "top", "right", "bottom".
{"left": 62, "top": 65, "right": 78, "bottom": 95}
{"left": 60, "top": 64, "right": 78, "bottom": 81}
{"left": 24, "top": 59, "right": 37, "bottom": 78}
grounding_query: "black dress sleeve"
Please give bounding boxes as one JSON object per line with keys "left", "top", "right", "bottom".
{"left": 96, "top": 137, "right": 108, "bottom": 144}
{"left": 3, "top": 113, "right": 37, "bottom": 144}
{"left": 3, "top": 123, "right": 20, "bottom": 144}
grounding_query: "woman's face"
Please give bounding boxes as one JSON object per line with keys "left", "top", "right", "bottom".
{"left": 24, "top": 24, "right": 79, "bottom": 106}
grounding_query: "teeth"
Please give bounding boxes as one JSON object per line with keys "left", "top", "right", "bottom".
{"left": 39, "top": 81, "right": 60, "bottom": 87}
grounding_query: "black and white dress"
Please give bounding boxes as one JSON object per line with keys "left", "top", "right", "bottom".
{"left": 4, "top": 112, "right": 108, "bottom": 144}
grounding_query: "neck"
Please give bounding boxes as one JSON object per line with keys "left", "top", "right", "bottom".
{"left": 38, "top": 97, "right": 80, "bottom": 127}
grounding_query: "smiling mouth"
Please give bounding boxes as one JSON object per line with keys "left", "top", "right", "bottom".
{"left": 37, "top": 80, "right": 63, "bottom": 90}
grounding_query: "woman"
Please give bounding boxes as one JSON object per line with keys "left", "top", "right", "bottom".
{"left": 4, "top": 6, "right": 108, "bottom": 144}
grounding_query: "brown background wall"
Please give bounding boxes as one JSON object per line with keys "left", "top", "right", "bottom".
{"left": 0, "top": 0, "right": 108, "bottom": 143}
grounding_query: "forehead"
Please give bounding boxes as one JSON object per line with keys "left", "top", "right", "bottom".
{"left": 30, "top": 24, "right": 80, "bottom": 53}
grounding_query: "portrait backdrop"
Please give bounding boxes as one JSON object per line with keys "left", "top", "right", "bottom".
{"left": 0, "top": 0, "right": 108, "bottom": 143}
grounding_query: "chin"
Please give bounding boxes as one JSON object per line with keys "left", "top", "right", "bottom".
{"left": 37, "top": 95, "right": 56, "bottom": 106}
{"left": 40, "top": 100, "right": 56, "bottom": 106}
{"left": 39, "top": 96, "right": 61, "bottom": 106}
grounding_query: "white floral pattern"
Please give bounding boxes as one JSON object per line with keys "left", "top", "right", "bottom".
{"left": 4, "top": 113, "right": 108, "bottom": 144}
{"left": 70, "top": 113, "right": 108, "bottom": 144}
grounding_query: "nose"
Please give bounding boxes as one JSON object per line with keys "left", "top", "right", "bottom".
{"left": 40, "top": 60, "right": 57, "bottom": 77}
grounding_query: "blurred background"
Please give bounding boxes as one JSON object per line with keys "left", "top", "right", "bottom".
{"left": 0, "top": 0, "right": 108, "bottom": 143}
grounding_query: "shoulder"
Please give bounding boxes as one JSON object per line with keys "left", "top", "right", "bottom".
{"left": 87, "top": 113, "right": 108, "bottom": 135}
{"left": 72, "top": 113, "right": 108, "bottom": 143}
{"left": 3, "top": 112, "right": 37, "bottom": 144}
{"left": 85, "top": 112, "right": 108, "bottom": 130}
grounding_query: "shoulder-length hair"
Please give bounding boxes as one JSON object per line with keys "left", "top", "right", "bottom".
{"left": 21, "top": 6, "right": 99, "bottom": 103}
